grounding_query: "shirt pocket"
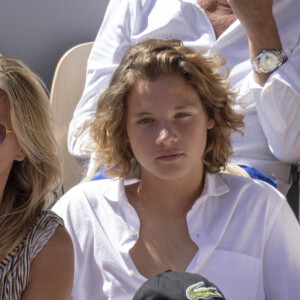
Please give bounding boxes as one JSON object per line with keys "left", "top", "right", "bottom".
{"left": 200, "top": 250, "right": 262, "bottom": 300}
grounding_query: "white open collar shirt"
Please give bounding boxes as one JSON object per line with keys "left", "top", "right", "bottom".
{"left": 53, "top": 173, "right": 300, "bottom": 300}
{"left": 68, "top": 0, "right": 300, "bottom": 195}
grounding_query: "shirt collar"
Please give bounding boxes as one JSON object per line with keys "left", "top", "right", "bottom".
{"left": 203, "top": 172, "right": 230, "bottom": 197}
{"left": 102, "top": 173, "right": 229, "bottom": 203}
{"left": 101, "top": 178, "right": 126, "bottom": 202}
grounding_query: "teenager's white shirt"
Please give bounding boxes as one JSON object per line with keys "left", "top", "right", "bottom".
{"left": 53, "top": 173, "right": 300, "bottom": 300}
{"left": 68, "top": 0, "right": 300, "bottom": 195}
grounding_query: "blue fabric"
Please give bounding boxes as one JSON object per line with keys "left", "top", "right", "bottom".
{"left": 91, "top": 168, "right": 109, "bottom": 180}
{"left": 239, "top": 165, "right": 277, "bottom": 188}
{"left": 81, "top": 167, "right": 109, "bottom": 181}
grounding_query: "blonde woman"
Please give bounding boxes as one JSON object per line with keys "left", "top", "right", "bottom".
{"left": 54, "top": 39, "right": 300, "bottom": 299}
{"left": 0, "top": 56, "right": 74, "bottom": 299}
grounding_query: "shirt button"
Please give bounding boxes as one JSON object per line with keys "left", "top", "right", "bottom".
{"left": 129, "top": 230, "right": 137, "bottom": 237}
{"left": 264, "top": 87, "right": 270, "bottom": 94}
{"left": 129, "top": 270, "right": 135, "bottom": 277}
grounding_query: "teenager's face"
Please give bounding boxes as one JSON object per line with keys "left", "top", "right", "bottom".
{"left": 0, "top": 93, "right": 26, "bottom": 193}
{"left": 126, "top": 74, "right": 215, "bottom": 181}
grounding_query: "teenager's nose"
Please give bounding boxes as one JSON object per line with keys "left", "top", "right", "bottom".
{"left": 155, "top": 125, "right": 178, "bottom": 145}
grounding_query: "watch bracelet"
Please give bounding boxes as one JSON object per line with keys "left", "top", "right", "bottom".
{"left": 251, "top": 49, "right": 286, "bottom": 73}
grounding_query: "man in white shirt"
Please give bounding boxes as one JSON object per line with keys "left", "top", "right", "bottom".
{"left": 68, "top": 0, "right": 300, "bottom": 195}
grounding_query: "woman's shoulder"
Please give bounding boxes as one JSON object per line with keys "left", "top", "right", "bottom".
{"left": 0, "top": 210, "right": 74, "bottom": 300}
{"left": 22, "top": 222, "right": 74, "bottom": 299}
{"left": 26, "top": 210, "right": 66, "bottom": 262}
{"left": 36, "top": 209, "right": 64, "bottom": 227}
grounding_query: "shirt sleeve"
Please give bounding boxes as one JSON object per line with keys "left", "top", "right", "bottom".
{"left": 258, "top": 41, "right": 300, "bottom": 163}
{"left": 263, "top": 199, "right": 300, "bottom": 299}
{"left": 67, "top": 0, "right": 133, "bottom": 158}
{"left": 240, "top": 41, "right": 300, "bottom": 164}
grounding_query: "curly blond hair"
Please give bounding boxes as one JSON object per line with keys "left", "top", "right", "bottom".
{"left": 83, "top": 38, "right": 244, "bottom": 178}
{"left": 0, "top": 56, "right": 61, "bottom": 254}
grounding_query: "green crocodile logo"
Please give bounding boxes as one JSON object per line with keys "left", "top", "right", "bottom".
{"left": 186, "top": 281, "right": 223, "bottom": 300}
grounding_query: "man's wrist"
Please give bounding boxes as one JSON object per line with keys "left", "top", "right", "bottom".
{"left": 251, "top": 49, "right": 287, "bottom": 73}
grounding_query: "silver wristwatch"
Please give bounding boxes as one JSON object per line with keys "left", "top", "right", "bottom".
{"left": 251, "top": 50, "right": 286, "bottom": 73}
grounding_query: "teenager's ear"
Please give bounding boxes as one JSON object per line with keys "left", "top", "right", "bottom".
{"left": 207, "top": 118, "right": 215, "bottom": 130}
{"left": 14, "top": 148, "right": 26, "bottom": 162}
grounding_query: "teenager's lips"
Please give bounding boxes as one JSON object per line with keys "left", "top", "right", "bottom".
{"left": 155, "top": 151, "right": 184, "bottom": 162}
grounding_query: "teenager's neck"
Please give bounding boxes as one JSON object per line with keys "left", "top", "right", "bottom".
{"left": 131, "top": 171, "right": 205, "bottom": 218}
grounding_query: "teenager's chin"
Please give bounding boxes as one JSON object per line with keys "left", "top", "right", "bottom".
{"left": 144, "top": 168, "right": 194, "bottom": 182}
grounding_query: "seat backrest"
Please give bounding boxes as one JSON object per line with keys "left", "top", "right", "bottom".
{"left": 50, "top": 42, "right": 94, "bottom": 193}
{"left": 287, "top": 162, "right": 300, "bottom": 222}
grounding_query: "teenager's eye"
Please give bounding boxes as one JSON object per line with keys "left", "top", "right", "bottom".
{"left": 175, "top": 113, "right": 191, "bottom": 118}
{"left": 138, "top": 118, "right": 153, "bottom": 124}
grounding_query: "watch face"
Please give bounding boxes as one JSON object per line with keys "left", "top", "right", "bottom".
{"left": 259, "top": 52, "right": 279, "bottom": 72}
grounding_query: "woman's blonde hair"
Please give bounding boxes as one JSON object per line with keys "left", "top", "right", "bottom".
{"left": 84, "top": 38, "right": 244, "bottom": 178}
{"left": 0, "top": 56, "right": 61, "bottom": 254}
